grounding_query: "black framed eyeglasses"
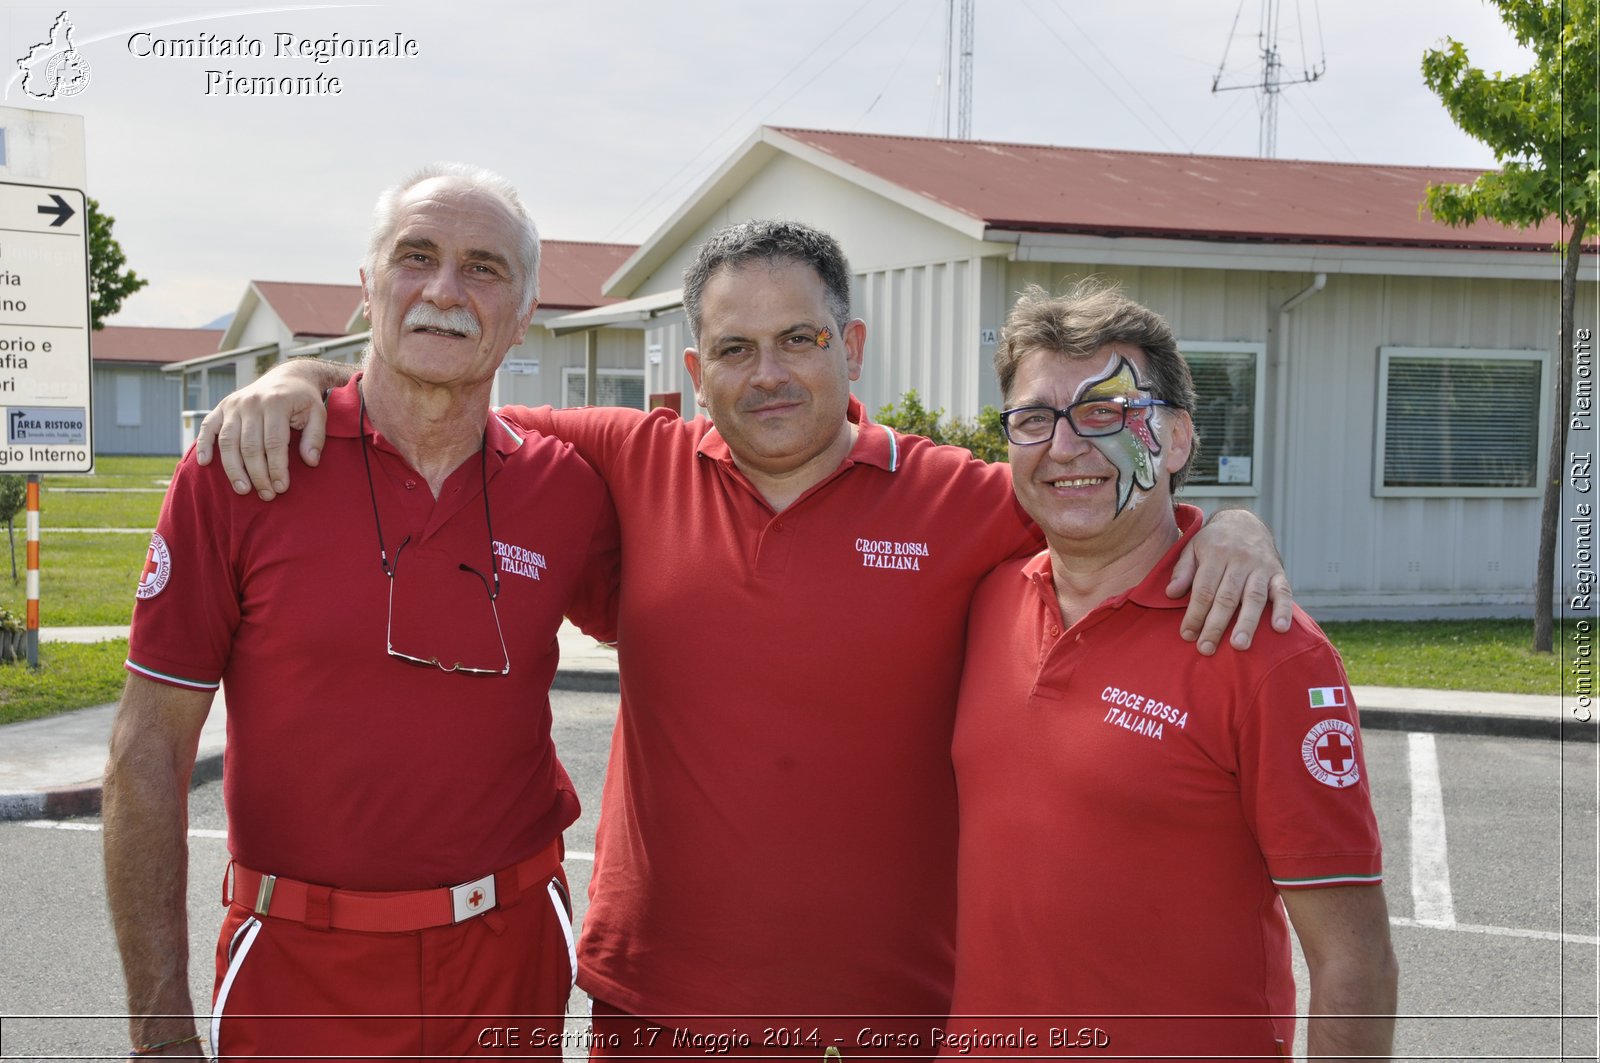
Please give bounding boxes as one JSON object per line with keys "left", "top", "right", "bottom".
{"left": 360, "top": 383, "right": 510, "bottom": 676}
{"left": 1000, "top": 397, "right": 1176, "bottom": 445}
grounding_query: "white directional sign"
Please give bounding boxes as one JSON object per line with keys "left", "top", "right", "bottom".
{"left": 0, "top": 181, "right": 92, "bottom": 473}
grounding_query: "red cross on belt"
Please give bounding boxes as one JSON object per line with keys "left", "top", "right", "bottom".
{"left": 468, "top": 888, "right": 485, "bottom": 908}
{"left": 1315, "top": 732, "right": 1354, "bottom": 773}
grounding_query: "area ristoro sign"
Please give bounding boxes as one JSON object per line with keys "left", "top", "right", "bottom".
{"left": 0, "top": 181, "right": 92, "bottom": 473}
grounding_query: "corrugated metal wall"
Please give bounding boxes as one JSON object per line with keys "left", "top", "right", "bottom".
{"left": 984, "top": 260, "right": 1592, "bottom": 613}
{"left": 93, "top": 365, "right": 183, "bottom": 456}
{"left": 853, "top": 259, "right": 982, "bottom": 420}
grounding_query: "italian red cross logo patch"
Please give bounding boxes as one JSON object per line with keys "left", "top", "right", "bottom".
{"left": 1301, "top": 718, "right": 1361, "bottom": 788}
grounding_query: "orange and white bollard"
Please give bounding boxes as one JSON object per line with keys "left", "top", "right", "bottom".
{"left": 25, "top": 474, "right": 39, "bottom": 669}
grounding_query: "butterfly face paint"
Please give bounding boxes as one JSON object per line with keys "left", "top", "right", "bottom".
{"left": 815, "top": 327, "right": 832, "bottom": 350}
{"left": 1076, "top": 354, "right": 1163, "bottom": 515}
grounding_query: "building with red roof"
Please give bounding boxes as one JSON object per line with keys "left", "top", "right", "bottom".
{"left": 552, "top": 126, "right": 1596, "bottom": 617}
{"left": 91, "top": 326, "right": 224, "bottom": 455}
{"left": 150, "top": 241, "right": 642, "bottom": 452}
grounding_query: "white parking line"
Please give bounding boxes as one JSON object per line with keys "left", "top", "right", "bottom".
{"left": 1390, "top": 916, "right": 1599, "bottom": 947}
{"left": 1407, "top": 732, "right": 1456, "bottom": 927}
{"left": 20, "top": 819, "right": 597, "bottom": 861}
{"left": 24, "top": 824, "right": 1590, "bottom": 945}
{"left": 23, "top": 819, "right": 226, "bottom": 839}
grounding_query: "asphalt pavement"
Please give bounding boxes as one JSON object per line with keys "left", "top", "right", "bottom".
{"left": 0, "top": 621, "right": 1587, "bottom": 822}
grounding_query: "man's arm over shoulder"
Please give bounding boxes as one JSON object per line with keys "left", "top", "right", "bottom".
{"left": 497, "top": 403, "right": 656, "bottom": 483}
{"left": 195, "top": 357, "right": 354, "bottom": 499}
{"left": 1281, "top": 885, "right": 1399, "bottom": 1062}
{"left": 552, "top": 447, "right": 621, "bottom": 645}
{"left": 103, "top": 673, "right": 215, "bottom": 1056}
{"left": 1169, "top": 505, "right": 1294, "bottom": 654}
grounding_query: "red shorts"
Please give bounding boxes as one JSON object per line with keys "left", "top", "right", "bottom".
{"left": 210, "top": 856, "right": 576, "bottom": 1062}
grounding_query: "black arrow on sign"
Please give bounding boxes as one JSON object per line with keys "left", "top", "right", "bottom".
{"left": 37, "top": 194, "right": 74, "bottom": 227}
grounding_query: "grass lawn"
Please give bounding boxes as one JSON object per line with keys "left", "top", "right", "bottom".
{"left": 0, "top": 457, "right": 171, "bottom": 627}
{"left": 0, "top": 639, "right": 128, "bottom": 725}
{"left": 0, "top": 454, "right": 1579, "bottom": 719}
{"left": 1320, "top": 618, "right": 1570, "bottom": 696}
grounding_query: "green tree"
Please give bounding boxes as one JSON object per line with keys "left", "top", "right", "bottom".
{"left": 1422, "top": 0, "right": 1598, "bottom": 652}
{"left": 88, "top": 197, "right": 148, "bottom": 329}
{"left": 0, "top": 474, "right": 25, "bottom": 582}
{"left": 875, "top": 390, "right": 1009, "bottom": 463}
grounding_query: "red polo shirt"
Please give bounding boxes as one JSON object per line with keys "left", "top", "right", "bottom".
{"left": 507, "top": 400, "right": 1040, "bottom": 1042}
{"left": 128, "top": 378, "right": 617, "bottom": 890}
{"left": 949, "top": 508, "right": 1382, "bottom": 1057}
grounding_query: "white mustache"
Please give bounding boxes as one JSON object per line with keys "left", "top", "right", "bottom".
{"left": 404, "top": 303, "right": 481, "bottom": 337}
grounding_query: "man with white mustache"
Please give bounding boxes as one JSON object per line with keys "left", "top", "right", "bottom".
{"left": 195, "top": 220, "right": 1296, "bottom": 1059}
{"left": 103, "top": 163, "right": 618, "bottom": 1059}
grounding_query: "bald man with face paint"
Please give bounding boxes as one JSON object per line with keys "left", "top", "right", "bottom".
{"left": 946, "top": 282, "right": 1398, "bottom": 1062}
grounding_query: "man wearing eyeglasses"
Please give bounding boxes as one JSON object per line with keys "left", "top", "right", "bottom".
{"left": 103, "top": 164, "right": 617, "bottom": 1059}
{"left": 193, "top": 221, "right": 1293, "bottom": 1058}
{"left": 948, "top": 282, "right": 1396, "bottom": 1060}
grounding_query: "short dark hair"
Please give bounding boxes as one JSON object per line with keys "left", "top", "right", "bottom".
{"left": 682, "top": 220, "right": 852, "bottom": 342}
{"left": 997, "top": 279, "right": 1199, "bottom": 492}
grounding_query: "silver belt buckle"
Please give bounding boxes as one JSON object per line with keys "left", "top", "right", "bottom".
{"left": 449, "top": 874, "right": 497, "bottom": 923}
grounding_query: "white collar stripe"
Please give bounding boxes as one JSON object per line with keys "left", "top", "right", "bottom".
{"left": 493, "top": 413, "right": 524, "bottom": 446}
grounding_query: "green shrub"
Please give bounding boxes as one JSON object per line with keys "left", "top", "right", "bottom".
{"left": 875, "top": 390, "right": 1008, "bottom": 463}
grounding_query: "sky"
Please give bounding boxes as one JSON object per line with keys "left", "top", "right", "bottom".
{"left": 0, "top": 0, "right": 1540, "bottom": 329}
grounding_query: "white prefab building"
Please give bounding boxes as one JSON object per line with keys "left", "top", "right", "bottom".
{"left": 91, "top": 326, "right": 223, "bottom": 455}
{"left": 564, "top": 127, "right": 1597, "bottom": 618}
{"left": 155, "top": 241, "right": 645, "bottom": 450}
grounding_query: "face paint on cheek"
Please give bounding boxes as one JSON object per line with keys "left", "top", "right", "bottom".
{"left": 1075, "top": 355, "right": 1163, "bottom": 516}
{"left": 815, "top": 327, "right": 832, "bottom": 350}
{"left": 1087, "top": 425, "right": 1160, "bottom": 515}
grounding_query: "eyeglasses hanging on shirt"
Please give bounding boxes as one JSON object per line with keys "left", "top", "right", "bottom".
{"left": 359, "top": 383, "right": 511, "bottom": 677}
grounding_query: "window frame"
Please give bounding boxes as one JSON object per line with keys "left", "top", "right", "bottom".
{"left": 114, "top": 372, "right": 142, "bottom": 428}
{"left": 562, "top": 366, "right": 647, "bottom": 410}
{"left": 1372, "top": 345, "right": 1551, "bottom": 499}
{"left": 1176, "top": 340, "right": 1267, "bottom": 498}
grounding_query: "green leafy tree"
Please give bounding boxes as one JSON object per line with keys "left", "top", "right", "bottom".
{"left": 875, "top": 390, "right": 1009, "bottom": 463}
{"left": 0, "top": 474, "right": 25, "bottom": 582}
{"left": 88, "top": 197, "right": 148, "bottom": 329}
{"left": 1422, "top": 0, "right": 1598, "bottom": 652}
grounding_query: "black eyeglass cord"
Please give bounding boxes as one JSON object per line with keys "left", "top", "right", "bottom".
{"left": 358, "top": 381, "right": 498, "bottom": 597}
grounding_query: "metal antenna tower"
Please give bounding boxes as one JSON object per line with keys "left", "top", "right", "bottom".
{"left": 943, "top": 0, "right": 975, "bottom": 139}
{"left": 956, "top": 0, "right": 974, "bottom": 139}
{"left": 1211, "top": 0, "right": 1325, "bottom": 157}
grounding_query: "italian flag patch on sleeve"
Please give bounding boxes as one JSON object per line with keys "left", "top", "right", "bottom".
{"left": 1307, "top": 686, "right": 1347, "bottom": 709}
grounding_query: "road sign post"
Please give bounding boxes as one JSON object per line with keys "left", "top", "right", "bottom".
{"left": 0, "top": 180, "right": 94, "bottom": 668}
{"left": 0, "top": 180, "right": 94, "bottom": 471}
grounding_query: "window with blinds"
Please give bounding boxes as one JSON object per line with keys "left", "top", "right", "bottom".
{"left": 1179, "top": 343, "right": 1265, "bottom": 493}
{"left": 1376, "top": 348, "right": 1548, "bottom": 496}
{"left": 563, "top": 368, "right": 646, "bottom": 410}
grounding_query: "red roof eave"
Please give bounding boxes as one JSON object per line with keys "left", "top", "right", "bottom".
{"left": 984, "top": 219, "right": 1567, "bottom": 254}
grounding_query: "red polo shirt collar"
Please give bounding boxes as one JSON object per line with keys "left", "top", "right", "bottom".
{"left": 1023, "top": 502, "right": 1206, "bottom": 613}
{"left": 325, "top": 374, "right": 527, "bottom": 460}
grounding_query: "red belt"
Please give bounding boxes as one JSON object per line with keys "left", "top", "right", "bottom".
{"left": 225, "top": 840, "right": 562, "bottom": 933}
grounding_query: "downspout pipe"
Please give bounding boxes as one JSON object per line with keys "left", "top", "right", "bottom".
{"left": 1271, "top": 273, "right": 1327, "bottom": 536}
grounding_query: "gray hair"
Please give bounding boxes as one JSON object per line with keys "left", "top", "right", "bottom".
{"left": 997, "top": 279, "right": 1199, "bottom": 492}
{"left": 365, "top": 162, "right": 541, "bottom": 316}
{"left": 682, "top": 219, "right": 851, "bottom": 342}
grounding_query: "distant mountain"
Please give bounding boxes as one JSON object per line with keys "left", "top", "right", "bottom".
{"left": 201, "top": 312, "right": 234, "bottom": 330}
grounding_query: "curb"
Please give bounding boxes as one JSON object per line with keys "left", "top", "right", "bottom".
{"left": 551, "top": 669, "right": 621, "bottom": 694}
{"left": 1360, "top": 706, "right": 1596, "bottom": 744}
{"left": 0, "top": 669, "right": 622, "bottom": 824}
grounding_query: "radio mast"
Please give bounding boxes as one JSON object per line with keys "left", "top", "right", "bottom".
{"left": 943, "top": 0, "right": 975, "bottom": 139}
{"left": 1211, "top": 0, "right": 1326, "bottom": 157}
